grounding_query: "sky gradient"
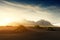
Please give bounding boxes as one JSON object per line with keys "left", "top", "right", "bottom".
{"left": 0, "top": 0, "right": 60, "bottom": 25}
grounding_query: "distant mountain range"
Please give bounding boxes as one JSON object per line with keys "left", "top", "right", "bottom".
{"left": 36, "top": 20, "right": 53, "bottom": 27}
{"left": 8, "top": 19, "right": 55, "bottom": 27}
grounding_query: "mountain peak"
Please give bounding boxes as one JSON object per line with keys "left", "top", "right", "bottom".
{"left": 36, "top": 20, "right": 53, "bottom": 27}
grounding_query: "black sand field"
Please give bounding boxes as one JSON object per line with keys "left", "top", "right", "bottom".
{"left": 0, "top": 31, "right": 60, "bottom": 40}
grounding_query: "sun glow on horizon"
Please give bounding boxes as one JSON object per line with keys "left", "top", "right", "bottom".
{"left": 0, "top": 1, "right": 59, "bottom": 26}
{"left": 0, "top": 18, "right": 14, "bottom": 26}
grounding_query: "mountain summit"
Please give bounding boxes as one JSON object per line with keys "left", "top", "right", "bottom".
{"left": 36, "top": 20, "right": 53, "bottom": 27}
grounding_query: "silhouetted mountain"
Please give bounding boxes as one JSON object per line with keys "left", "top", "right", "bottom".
{"left": 36, "top": 20, "right": 53, "bottom": 27}
{"left": 8, "top": 19, "right": 56, "bottom": 27}
{"left": 20, "top": 19, "right": 54, "bottom": 27}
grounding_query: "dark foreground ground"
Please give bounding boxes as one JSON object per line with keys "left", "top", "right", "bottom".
{"left": 0, "top": 31, "right": 60, "bottom": 40}
{"left": 0, "top": 26, "right": 60, "bottom": 40}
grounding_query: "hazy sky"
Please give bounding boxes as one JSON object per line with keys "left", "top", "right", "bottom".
{"left": 0, "top": 0, "right": 60, "bottom": 25}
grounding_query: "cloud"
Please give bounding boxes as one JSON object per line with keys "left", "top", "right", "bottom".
{"left": 44, "top": 6, "right": 60, "bottom": 23}
{"left": 0, "top": 0, "right": 60, "bottom": 24}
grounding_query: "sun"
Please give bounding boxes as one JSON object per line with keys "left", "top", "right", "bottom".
{"left": 4, "top": 18, "right": 12, "bottom": 23}
{"left": 0, "top": 18, "right": 13, "bottom": 26}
